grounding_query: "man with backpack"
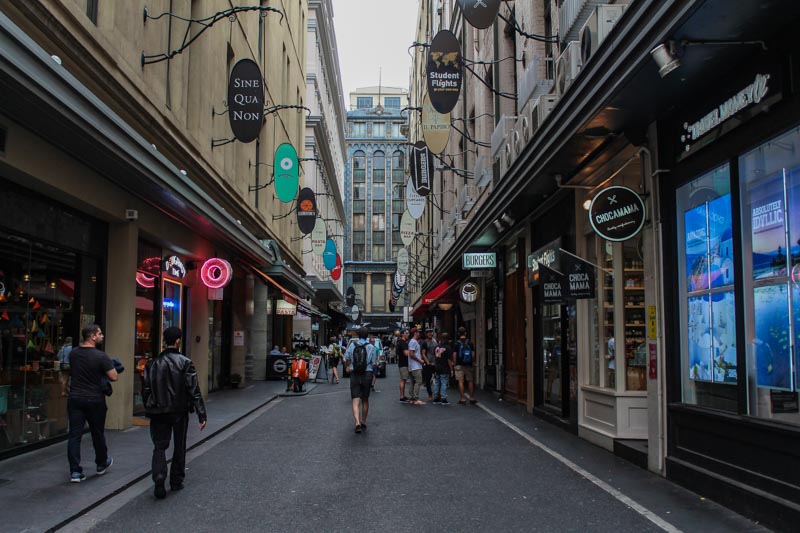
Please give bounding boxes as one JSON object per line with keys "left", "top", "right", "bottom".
{"left": 454, "top": 327, "right": 477, "bottom": 405}
{"left": 344, "top": 327, "right": 377, "bottom": 433}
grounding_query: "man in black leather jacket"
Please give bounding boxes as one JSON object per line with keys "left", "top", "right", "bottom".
{"left": 143, "top": 326, "right": 207, "bottom": 499}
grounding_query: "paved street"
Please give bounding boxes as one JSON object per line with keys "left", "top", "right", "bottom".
{"left": 51, "top": 366, "right": 766, "bottom": 533}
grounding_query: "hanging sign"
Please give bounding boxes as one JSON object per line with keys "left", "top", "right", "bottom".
{"left": 275, "top": 143, "right": 299, "bottom": 203}
{"left": 311, "top": 218, "right": 327, "bottom": 255}
{"left": 427, "top": 30, "right": 463, "bottom": 114}
{"left": 463, "top": 252, "right": 496, "bottom": 269}
{"left": 540, "top": 264, "right": 563, "bottom": 304}
{"left": 200, "top": 258, "right": 233, "bottom": 289}
{"left": 397, "top": 248, "right": 410, "bottom": 274}
{"left": 296, "top": 187, "right": 318, "bottom": 235}
{"left": 410, "top": 141, "right": 434, "bottom": 196}
{"left": 560, "top": 254, "right": 595, "bottom": 299}
{"left": 400, "top": 211, "right": 416, "bottom": 246}
{"left": 459, "top": 0, "right": 502, "bottom": 29}
{"left": 527, "top": 238, "right": 561, "bottom": 286}
{"left": 162, "top": 255, "right": 186, "bottom": 278}
{"left": 351, "top": 304, "right": 360, "bottom": 321}
{"left": 588, "top": 186, "right": 646, "bottom": 242}
{"left": 346, "top": 286, "right": 356, "bottom": 307}
{"left": 227, "top": 59, "right": 264, "bottom": 143}
{"left": 331, "top": 254, "right": 342, "bottom": 281}
{"left": 406, "top": 178, "right": 425, "bottom": 219}
{"left": 276, "top": 299, "right": 297, "bottom": 316}
{"left": 460, "top": 281, "right": 480, "bottom": 303}
{"left": 422, "top": 94, "right": 450, "bottom": 154}
{"left": 323, "top": 239, "right": 337, "bottom": 270}
{"left": 394, "top": 271, "right": 407, "bottom": 289}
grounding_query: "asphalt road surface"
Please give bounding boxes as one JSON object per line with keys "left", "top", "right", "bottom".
{"left": 72, "top": 367, "right": 761, "bottom": 533}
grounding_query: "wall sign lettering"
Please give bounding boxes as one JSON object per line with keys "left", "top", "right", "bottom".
{"left": 421, "top": 94, "right": 450, "bottom": 154}
{"left": 227, "top": 59, "right": 264, "bottom": 143}
{"left": 162, "top": 255, "right": 187, "bottom": 278}
{"left": 426, "top": 30, "right": 463, "bottom": 114}
{"left": 588, "top": 186, "right": 646, "bottom": 242}
{"left": 463, "top": 252, "right": 496, "bottom": 269}
{"left": 296, "top": 187, "right": 318, "bottom": 235}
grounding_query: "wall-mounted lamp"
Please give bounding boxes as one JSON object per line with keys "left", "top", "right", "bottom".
{"left": 582, "top": 198, "right": 592, "bottom": 211}
{"left": 492, "top": 219, "right": 505, "bottom": 232}
{"left": 500, "top": 213, "right": 515, "bottom": 227}
{"left": 650, "top": 41, "right": 681, "bottom": 78}
{"left": 438, "top": 302, "right": 454, "bottom": 311}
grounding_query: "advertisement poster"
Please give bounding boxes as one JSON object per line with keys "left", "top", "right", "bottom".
{"left": 711, "top": 291, "right": 737, "bottom": 383}
{"left": 788, "top": 172, "right": 800, "bottom": 269}
{"left": 707, "top": 194, "right": 735, "bottom": 288}
{"left": 753, "top": 284, "right": 793, "bottom": 390}
{"left": 687, "top": 295, "right": 712, "bottom": 381}
{"left": 750, "top": 175, "right": 787, "bottom": 280}
{"left": 685, "top": 204, "right": 709, "bottom": 291}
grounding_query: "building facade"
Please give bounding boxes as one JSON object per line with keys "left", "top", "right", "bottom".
{"left": 0, "top": 0, "right": 324, "bottom": 458}
{"left": 343, "top": 87, "right": 408, "bottom": 334}
{"left": 408, "top": 0, "right": 800, "bottom": 529}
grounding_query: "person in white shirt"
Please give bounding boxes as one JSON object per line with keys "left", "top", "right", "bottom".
{"left": 407, "top": 328, "right": 425, "bottom": 405}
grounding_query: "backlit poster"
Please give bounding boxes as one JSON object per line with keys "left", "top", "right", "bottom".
{"left": 707, "top": 194, "right": 735, "bottom": 288}
{"left": 687, "top": 295, "right": 712, "bottom": 381}
{"left": 711, "top": 291, "right": 737, "bottom": 383}
{"left": 750, "top": 175, "right": 787, "bottom": 280}
{"left": 685, "top": 204, "right": 708, "bottom": 291}
{"left": 753, "top": 284, "right": 793, "bottom": 390}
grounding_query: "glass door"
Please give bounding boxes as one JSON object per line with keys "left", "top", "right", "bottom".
{"left": 542, "top": 302, "right": 562, "bottom": 408}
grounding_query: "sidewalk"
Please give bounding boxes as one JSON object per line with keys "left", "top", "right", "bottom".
{"left": 0, "top": 380, "right": 295, "bottom": 533}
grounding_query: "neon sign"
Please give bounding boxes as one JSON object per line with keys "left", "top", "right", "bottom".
{"left": 201, "top": 258, "right": 233, "bottom": 289}
{"left": 163, "top": 255, "right": 187, "bottom": 278}
{"left": 136, "top": 272, "right": 156, "bottom": 289}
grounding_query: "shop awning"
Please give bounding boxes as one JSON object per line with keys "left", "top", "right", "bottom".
{"left": 245, "top": 261, "right": 325, "bottom": 318}
{"left": 412, "top": 280, "right": 453, "bottom": 316}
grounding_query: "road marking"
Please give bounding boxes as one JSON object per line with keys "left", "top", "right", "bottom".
{"left": 477, "top": 403, "right": 682, "bottom": 533}
{"left": 56, "top": 399, "right": 284, "bottom": 533}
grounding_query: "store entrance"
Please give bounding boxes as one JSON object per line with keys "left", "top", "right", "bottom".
{"left": 536, "top": 298, "right": 578, "bottom": 427}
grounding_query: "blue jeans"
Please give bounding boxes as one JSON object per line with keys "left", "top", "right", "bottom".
{"left": 433, "top": 372, "right": 449, "bottom": 400}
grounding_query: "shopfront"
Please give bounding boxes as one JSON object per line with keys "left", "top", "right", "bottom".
{"left": 662, "top": 56, "right": 800, "bottom": 528}
{"left": 502, "top": 238, "right": 527, "bottom": 404}
{"left": 0, "top": 179, "right": 106, "bottom": 457}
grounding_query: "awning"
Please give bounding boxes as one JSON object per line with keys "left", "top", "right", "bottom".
{"left": 245, "top": 261, "right": 325, "bottom": 318}
{"left": 412, "top": 280, "right": 454, "bottom": 316}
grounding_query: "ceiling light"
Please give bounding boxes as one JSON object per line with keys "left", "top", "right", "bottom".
{"left": 650, "top": 42, "right": 680, "bottom": 78}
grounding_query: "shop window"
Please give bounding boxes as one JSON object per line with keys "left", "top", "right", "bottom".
{"left": 677, "top": 164, "right": 737, "bottom": 411}
{"left": 352, "top": 274, "right": 365, "bottom": 307}
{"left": 740, "top": 127, "right": 800, "bottom": 425}
{"left": 371, "top": 278, "right": 385, "bottom": 312}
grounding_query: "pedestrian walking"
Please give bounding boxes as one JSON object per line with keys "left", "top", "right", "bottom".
{"left": 407, "top": 328, "right": 425, "bottom": 405}
{"left": 66, "top": 324, "right": 117, "bottom": 483}
{"left": 454, "top": 327, "right": 477, "bottom": 404}
{"left": 344, "top": 326, "right": 377, "bottom": 433}
{"left": 143, "top": 326, "right": 207, "bottom": 499}
{"left": 396, "top": 329, "right": 410, "bottom": 402}
{"left": 432, "top": 332, "right": 453, "bottom": 404}
{"left": 369, "top": 336, "right": 381, "bottom": 392}
{"left": 421, "top": 329, "right": 437, "bottom": 401}
{"left": 57, "top": 336, "right": 73, "bottom": 397}
{"left": 327, "top": 336, "right": 342, "bottom": 383}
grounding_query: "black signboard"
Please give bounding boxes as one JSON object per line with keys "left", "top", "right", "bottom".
{"left": 459, "top": 0, "right": 501, "bottom": 30}
{"left": 426, "top": 30, "right": 463, "bottom": 114}
{"left": 346, "top": 286, "right": 356, "bottom": 307}
{"left": 227, "top": 59, "right": 264, "bottom": 143}
{"left": 560, "top": 254, "right": 595, "bottom": 299}
{"left": 540, "top": 264, "right": 563, "bottom": 304}
{"left": 588, "top": 186, "right": 646, "bottom": 242}
{"left": 296, "top": 187, "right": 317, "bottom": 235}
{"left": 410, "top": 141, "right": 434, "bottom": 196}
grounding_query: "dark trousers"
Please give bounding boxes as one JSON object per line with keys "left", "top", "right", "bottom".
{"left": 67, "top": 398, "right": 108, "bottom": 474}
{"left": 149, "top": 412, "right": 189, "bottom": 488}
{"left": 422, "top": 364, "right": 435, "bottom": 398}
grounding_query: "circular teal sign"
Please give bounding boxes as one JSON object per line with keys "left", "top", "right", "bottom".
{"left": 275, "top": 143, "right": 299, "bottom": 203}
{"left": 323, "top": 239, "right": 337, "bottom": 270}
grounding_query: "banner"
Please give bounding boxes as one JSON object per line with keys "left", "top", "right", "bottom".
{"left": 560, "top": 254, "right": 595, "bottom": 299}
{"left": 540, "top": 264, "right": 563, "bottom": 304}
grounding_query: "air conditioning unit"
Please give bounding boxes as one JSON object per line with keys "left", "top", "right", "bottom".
{"left": 500, "top": 142, "right": 514, "bottom": 177}
{"left": 459, "top": 184, "right": 477, "bottom": 217}
{"left": 518, "top": 57, "right": 555, "bottom": 110}
{"left": 580, "top": 4, "right": 627, "bottom": 64}
{"left": 474, "top": 155, "right": 492, "bottom": 188}
{"left": 528, "top": 94, "right": 559, "bottom": 138}
{"left": 491, "top": 115, "right": 516, "bottom": 159}
{"left": 555, "top": 41, "right": 582, "bottom": 96}
{"left": 512, "top": 113, "right": 529, "bottom": 158}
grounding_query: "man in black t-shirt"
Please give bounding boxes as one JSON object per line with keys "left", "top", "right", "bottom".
{"left": 396, "top": 330, "right": 410, "bottom": 403}
{"left": 67, "top": 324, "right": 118, "bottom": 483}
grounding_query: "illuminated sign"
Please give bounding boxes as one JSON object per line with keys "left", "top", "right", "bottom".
{"left": 163, "top": 255, "right": 187, "bottom": 278}
{"left": 135, "top": 272, "right": 156, "bottom": 289}
{"left": 460, "top": 282, "right": 480, "bottom": 303}
{"left": 588, "top": 186, "right": 646, "bottom": 242}
{"left": 200, "top": 258, "right": 233, "bottom": 289}
{"left": 462, "top": 252, "right": 496, "bottom": 269}
{"left": 276, "top": 299, "right": 297, "bottom": 315}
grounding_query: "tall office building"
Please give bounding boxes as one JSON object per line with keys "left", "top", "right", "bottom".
{"left": 343, "top": 87, "right": 408, "bottom": 333}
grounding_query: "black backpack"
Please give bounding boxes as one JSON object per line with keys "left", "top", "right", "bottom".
{"left": 352, "top": 344, "right": 368, "bottom": 374}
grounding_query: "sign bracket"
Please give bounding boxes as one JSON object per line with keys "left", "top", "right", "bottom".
{"left": 558, "top": 248, "right": 613, "bottom": 275}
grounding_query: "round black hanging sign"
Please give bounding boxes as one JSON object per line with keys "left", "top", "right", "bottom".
{"left": 296, "top": 187, "right": 318, "bottom": 235}
{"left": 410, "top": 141, "right": 434, "bottom": 197}
{"left": 426, "top": 30, "right": 463, "bottom": 114}
{"left": 346, "top": 286, "right": 356, "bottom": 307}
{"left": 227, "top": 59, "right": 264, "bottom": 143}
{"left": 588, "top": 186, "right": 646, "bottom": 242}
{"left": 459, "top": 0, "right": 502, "bottom": 30}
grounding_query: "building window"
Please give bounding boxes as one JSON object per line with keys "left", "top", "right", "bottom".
{"left": 357, "top": 97, "right": 373, "bottom": 109}
{"left": 86, "top": 0, "right": 98, "bottom": 24}
{"left": 373, "top": 122, "right": 385, "bottom": 138}
{"left": 385, "top": 97, "right": 401, "bottom": 109}
{"left": 353, "top": 150, "right": 366, "bottom": 201}
{"left": 392, "top": 244, "right": 402, "bottom": 262}
{"left": 392, "top": 151, "right": 405, "bottom": 181}
{"left": 372, "top": 214, "right": 385, "bottom": 231}
{"left": 372, "top": 244, "right": 385, "bottom": 262}
{"left": 372, "top": 277, "right": 386, "bottom": 311}
{"left": 353, "top": 214, "right": 365, "bottom": 231}
{"left": 352, "top": 244, "right": 365, "bottom": 261}
{"left": 373, "top": 151, "right": 386, "bottom": 182}
{"left": 351, "top": 122, "right": 366, "bottom": 137}
{"left": 391, "top": 213, "right": 401, "bottom": 233}
{"left": 352, "top": 274, "right": 365, "bottom": 307}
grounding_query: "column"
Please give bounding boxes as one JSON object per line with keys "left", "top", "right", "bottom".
{"left": 366, "top": 273, "right": 372, "bottom": 313}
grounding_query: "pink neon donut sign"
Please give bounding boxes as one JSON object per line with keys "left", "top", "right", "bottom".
{"left": 201, "top": 258, "right": 233, "bottom": 289}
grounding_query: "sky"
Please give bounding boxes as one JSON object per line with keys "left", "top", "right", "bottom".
{"left": 330, "top": 0, "right": 419, "bottom": 103}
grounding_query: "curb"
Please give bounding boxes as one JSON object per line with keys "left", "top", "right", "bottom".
{"left": 277, "top": 382, "right": 321, "bottom": 397}
{"left": 46, "top": 393, "right": 281, "bottom": 532}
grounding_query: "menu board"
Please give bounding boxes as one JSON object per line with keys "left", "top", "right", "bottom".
{"left": 687, "top": 295, "right": 712, "bottom": 381}
{"left": 753, "top": 284, "right": 793, "bottom": 390}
